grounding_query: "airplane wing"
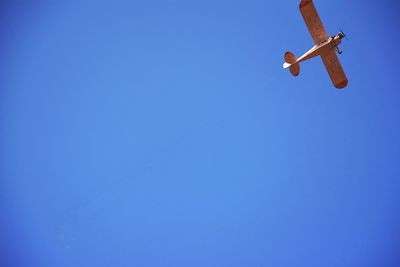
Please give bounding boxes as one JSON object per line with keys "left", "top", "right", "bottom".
{"left": 299, "top": 0, "right": 328, "bottom": 44}
{"left": 321, "top": 50, "right": 348, "bottom": 89}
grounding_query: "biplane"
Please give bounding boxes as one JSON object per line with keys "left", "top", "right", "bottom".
{"left": 283, "top": 0, "right": 348, "bottom": 89}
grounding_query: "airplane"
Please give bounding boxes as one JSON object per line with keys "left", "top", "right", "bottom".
{"left": 283, "top": 0, "right": 348, "bottom": 89}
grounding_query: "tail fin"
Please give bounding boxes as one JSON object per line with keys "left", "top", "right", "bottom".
{"left": 283, "top": 51, "right": 300, "bottom": 76}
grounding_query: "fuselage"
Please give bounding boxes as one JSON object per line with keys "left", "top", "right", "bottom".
{"left": 296, "top": 33, "right": 343, "bottom": 63}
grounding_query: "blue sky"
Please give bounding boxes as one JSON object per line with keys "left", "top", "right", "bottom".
{"left": 1, "top": 1, "right": 400, "bottom": 266}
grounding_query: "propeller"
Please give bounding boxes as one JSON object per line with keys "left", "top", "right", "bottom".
{"left": 340, "top": 28, "right": 349, "bottom": 41}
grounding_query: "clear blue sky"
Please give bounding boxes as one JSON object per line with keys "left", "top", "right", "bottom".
{"left": 1, "top": 1, "right": 399, "bottom": 266}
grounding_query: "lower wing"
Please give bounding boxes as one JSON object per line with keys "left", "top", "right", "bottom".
{"left": 321, "top": 51, "right": 348, "bottom": 89}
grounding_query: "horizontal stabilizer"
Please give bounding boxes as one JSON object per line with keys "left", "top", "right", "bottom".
{"left": 290, "top": 63, "right": 300, "bottom": 76}
{"left": 283, "top": 51, "right": 300, "bottom": 76}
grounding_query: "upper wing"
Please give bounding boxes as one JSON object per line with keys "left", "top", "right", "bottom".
{"left": 321, "top": 50, "right": 348, "bottom": 89}
{"left": 299, "top": 0, "right": 328, "bottom": 44}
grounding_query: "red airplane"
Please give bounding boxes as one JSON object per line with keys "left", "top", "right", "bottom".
{"left": 283, "top": 0, "right": 348, "bottom": 89}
